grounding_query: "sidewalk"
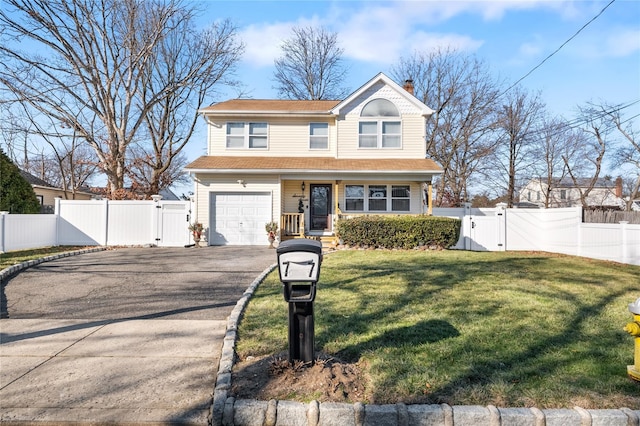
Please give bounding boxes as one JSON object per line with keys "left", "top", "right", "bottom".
{"left": 1, "top": 318, "right": 223, "bottom": 424}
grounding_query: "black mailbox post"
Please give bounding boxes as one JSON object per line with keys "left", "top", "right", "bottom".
{"left": 276, "top": 239, "right": 323, "bottom": 363}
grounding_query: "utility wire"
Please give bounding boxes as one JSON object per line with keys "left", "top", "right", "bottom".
{"left": 500, "top": 0, "right": 617, "bottom": 98}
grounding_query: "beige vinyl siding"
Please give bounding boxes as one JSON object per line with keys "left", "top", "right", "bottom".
{"left": 282, "top": 180, "right": 305, "bottom": 214}
{"left": 207, "top": 117, "right": 337, "bottom": 157}
{"left": 193, "top": 174, "right": 281, "bottom": 234}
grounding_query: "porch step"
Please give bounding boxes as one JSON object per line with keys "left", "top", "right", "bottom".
{"left": 281, "top": 235, "right": 337, "bottom": 249}
{"left": 310, "top": 235, "right": 338, "bottom": 249}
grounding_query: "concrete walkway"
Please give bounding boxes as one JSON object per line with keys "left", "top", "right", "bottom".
{"left": 0, "top": 246, "right": 276, "bottom": 425}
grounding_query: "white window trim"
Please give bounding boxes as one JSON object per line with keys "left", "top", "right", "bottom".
{"left": 344, "top": 184, "right": 411, "bottom": 213}
{"left": 358, "top": 119, "right": 402, "bottom": 149}
{"left": 226, "top": 122, "right": 268, "bottom": 149}
{"left": 309, "top": 122, "right": 329, "bottom": 150}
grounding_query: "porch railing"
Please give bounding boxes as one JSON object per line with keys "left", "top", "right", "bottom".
{"left": 281, "top": 213, "right": 305, "bottom": 237}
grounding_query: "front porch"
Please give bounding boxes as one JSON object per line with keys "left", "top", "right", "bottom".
{"left": 280, "top": 212, "right": 338, "bottom": 247}
{"left": 278, "top": 178, "right": 435, "bottom": 248}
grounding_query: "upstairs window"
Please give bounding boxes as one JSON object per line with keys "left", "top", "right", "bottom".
{"left": 359, "top": 99, "right": 401, "bottom": 149}
{"left": 309, "top": 123, "right": 329, "bottom": 150}
{"left": 226, "top": 122, "right": 268, "bottom": 149}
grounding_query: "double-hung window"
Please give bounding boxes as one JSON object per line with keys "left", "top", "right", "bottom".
{"left": 309, "top": 123, "right": 329, "bottom": 150}
{"left": 226, "top": 122, "right": 268, "bottom": 149}
{"left": 359, "top": 99, "right": 401, "bottom": 149}
{"left": 391, "top": 186, "right": 410, "bottom": 211}
{"left": 368, "top": 185, "right": 387, "bottom": 211}
{"left": 345, "top": 185, "right": 364, "bottom": 211}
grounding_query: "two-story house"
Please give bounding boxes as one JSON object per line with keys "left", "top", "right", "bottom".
{"left": 520, "top": 176, "right": 624, "bottom": 209}
{"left": 184, "top": 73, "right": 443, "bottom": 245}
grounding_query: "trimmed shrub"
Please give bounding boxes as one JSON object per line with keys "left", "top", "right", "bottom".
{"left": 336, "top": 215, "right": 461, "bottom": 249}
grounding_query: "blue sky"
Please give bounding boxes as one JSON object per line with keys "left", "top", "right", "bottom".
{"left": 171, "top": 0, "right": 639, "bottom": 195}
{"left": 196, "top": 0, "right": 639, "bottom": 116}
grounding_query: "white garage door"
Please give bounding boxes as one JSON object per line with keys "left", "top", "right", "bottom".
{"left": 210, "top": 192, "right": 272, "bottom": 245}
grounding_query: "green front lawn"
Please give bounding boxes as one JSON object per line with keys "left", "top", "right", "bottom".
{"left": 236, "top": 250, "right": 640, "bottom": 408}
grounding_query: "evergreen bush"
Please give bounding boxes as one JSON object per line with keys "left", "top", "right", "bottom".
{"left": 336, "top": 215, "right": 461, "bottom": 249}
{"left": 0, "top": 150, "right": 41, "bottom": 214}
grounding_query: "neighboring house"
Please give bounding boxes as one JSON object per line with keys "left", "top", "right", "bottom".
{"left": 184, "top": 73, "right": 443, "bottom": 246}
{"left": 519, "top": 176, "right": 624, "bottom": 209}
{"left": 19, "top": 170, "right": 94, "bottom": 213}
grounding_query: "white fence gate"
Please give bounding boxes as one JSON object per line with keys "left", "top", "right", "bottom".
{"left": 56, "top": 199, "right": 191, "bottom": 247}
{"left": 0, "top": 199, "right": 191, "bottom": 252}
{"left": 433, "top": 204, "right": 640, "bottom": 266}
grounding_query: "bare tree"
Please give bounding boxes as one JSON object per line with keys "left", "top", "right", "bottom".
{"left": 0, "top": 0, "right": 241, "bottom": 198}
{"left": 526, "top": 116, "right": 574, "bottom": 208}
{"left": 492, "top": 87, "right": 545, "bottom": 207}
{"left": 273, "top": 26, "right": 349, "bottom": 100}
{"left": 562, "top": 105, "right": 609, "bottom": 208}
{"left": 1, "top": 103, "right": 99, "bottom": 196}
{"left": 136, "top": 18, "right": 243, "bottom": 196}
{"left": 603, "top": 102, "right": 639, "bottom": 210}
{"left": 391, "top": 48, "right": 501, "bottom": 206}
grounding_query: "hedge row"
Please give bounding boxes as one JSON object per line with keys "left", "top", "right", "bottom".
{"left": 335, "top": 215, "right": 461, "bottom": 249}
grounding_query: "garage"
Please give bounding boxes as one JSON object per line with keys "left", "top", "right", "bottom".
{"left": 209, "top": 192, "right": 272, "bottom": 245}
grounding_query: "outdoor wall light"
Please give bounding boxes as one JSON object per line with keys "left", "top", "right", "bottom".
{"left": 301, "top": 181, "right": 306, "bottom": 191}
{"left": 237, "top": 179, "right": 246, "bottom": 186}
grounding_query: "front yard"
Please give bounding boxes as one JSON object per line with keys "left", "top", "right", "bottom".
{"left": 235, "top": 250, "right": 640, "bottom": 408}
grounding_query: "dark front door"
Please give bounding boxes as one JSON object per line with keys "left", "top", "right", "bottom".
{"left": 310, "top": 184, "right": 332, "bottom": 231}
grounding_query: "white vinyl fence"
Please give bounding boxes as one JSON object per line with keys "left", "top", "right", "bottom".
{"left": 433, "top": 204, "right": 640, "bottom": 266}
{"left": 0, "top": 198, "right": 192, "bottom": 252}
{"left": 2, "top": 202, "right": 638, "bottom": 266}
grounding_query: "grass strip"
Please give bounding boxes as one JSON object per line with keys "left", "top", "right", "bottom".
{"left": 0, "top": 246, "right": 89, "bottom": 270}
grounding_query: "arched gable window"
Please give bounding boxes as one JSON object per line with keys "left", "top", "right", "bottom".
{"left": 361, "top": 99, "right": 399, "bottom": 117}
{"left": 359, "top": 99, "right": 401, "bottom": 148}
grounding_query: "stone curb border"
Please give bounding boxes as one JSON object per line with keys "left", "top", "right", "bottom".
{"left": 0, "top": 247, "right": 107, "bottom": 285}
{"left": 211, "top": 262, "right": 640, "bottom": 426}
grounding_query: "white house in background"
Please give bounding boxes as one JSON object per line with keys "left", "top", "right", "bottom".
{"left": 519, "top": 176, "right": 624, "bottom": 209}
{"left": 184, "top": 72, "right": 443, "bottom": 246}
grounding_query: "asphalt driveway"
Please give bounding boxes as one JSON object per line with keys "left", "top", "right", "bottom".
{"left": 0, "top": 246, "right": 276, "bottom": 425}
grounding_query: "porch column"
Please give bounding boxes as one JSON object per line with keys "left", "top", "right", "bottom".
{"left": 427, "top": 181, "right": 433, "bottom": 215}
{"left": 333, "top": 180, "right": 341, "bottom": 216}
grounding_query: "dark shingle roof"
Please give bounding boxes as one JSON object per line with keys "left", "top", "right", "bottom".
{"left": 19, "top": 170, "right": 54, "bottom": 188}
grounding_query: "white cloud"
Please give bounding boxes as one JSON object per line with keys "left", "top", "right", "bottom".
{"left": 605, "top": 28, "right": 640, "bottom": 58}
{"left": 239, "top": 22, "right": 291, "bottom": 67}
{"left": 238, "top": 16, "right": 324, "bottom": 68}
{"left": 334, "top": 2, "right": 485, "bottom": 64}
{"left": 565, "top": 26, "right": 640, "bottom": 60}
{"left": 506, "top": 35, "right": 546, "bottom": 66}
{"left": 236, "top": 0, "right": 615, "bottom": 69}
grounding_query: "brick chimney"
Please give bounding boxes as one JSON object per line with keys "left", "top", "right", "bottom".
{"left": 615, "top": 176, "right": 623, "bottom": 198}
{"left": 403, "top": 79, "right": 414, "bottom": 95}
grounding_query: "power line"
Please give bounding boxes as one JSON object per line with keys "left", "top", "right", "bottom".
{"left": 500, "top": 0, "right": 617, "bottom": 98}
